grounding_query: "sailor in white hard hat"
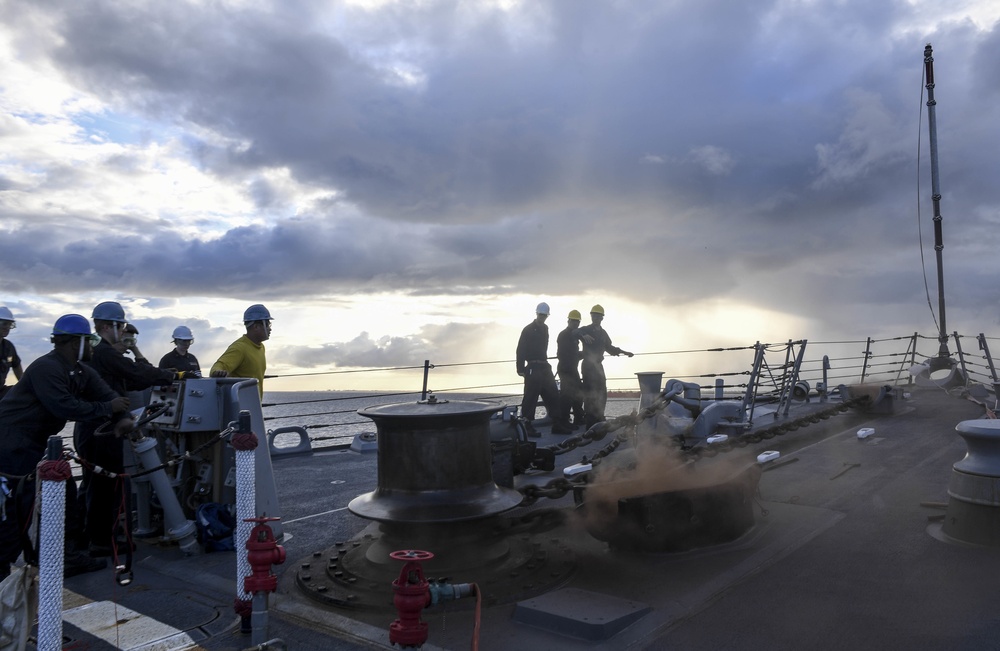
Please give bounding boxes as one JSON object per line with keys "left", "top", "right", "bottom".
{"left": 515, "top": 302, "right": 573, "bottom": 434}
{"left": 0, "top": 306, "right": 23, "bottom": 400}
{"left": 159, "top": 325, "right": 201, "bottom": 376}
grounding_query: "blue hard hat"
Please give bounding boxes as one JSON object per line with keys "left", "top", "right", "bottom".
{"left": 243, "top": 304, "right": 272, "bottom": 323}
{"left": 92, "top": 301, "right": 127, "bottom": 322}
{"left": 52, "top": 314, "right": 92, "bottom": 336}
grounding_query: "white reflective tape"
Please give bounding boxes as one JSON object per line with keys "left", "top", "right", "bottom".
{"left": 62, "top": 599, "right": 198, "bottom": 650}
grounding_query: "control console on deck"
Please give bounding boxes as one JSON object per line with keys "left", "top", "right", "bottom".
{"left": 149, "top": 378, "right": 225, "bottom": 431}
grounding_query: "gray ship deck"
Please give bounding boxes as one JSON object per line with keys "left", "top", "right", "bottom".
{"left": 55, "top": 384, "right": 1000, "bottom": 650}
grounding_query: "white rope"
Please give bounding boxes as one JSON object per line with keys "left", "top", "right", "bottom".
{"left": 36, "top": 479, "right": 65, "bottom": 651}
{"left": 235, "top": 447, "right": 256, "bottom": 603}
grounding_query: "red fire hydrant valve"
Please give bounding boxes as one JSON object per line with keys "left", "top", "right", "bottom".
{"left": 244, "top": 516, "right": 286, "bottom": 594}
{"left": 389, "top": 549, "right": 434, "bottom": 648}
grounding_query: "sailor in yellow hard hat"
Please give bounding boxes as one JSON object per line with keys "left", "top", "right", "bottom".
{"left": 578, "top": 304, "right": 634, "bottom": 429}
{"left": 556, "top": 310, "right": 585, "bottom": 430}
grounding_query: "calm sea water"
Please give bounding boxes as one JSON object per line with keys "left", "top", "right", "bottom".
{"left": 52, "top": 389, "right": 644, "bottom": 453}
{"left": 263, "top": 390, "right": 642, "bottom": 450}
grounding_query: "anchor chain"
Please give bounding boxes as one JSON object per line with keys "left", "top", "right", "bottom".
{"left": 544, "top": 393, "right": 670, "bottom": 457}
{"left": 517, "top": 391, "right": 871, "bottom": 505}
{"left": 518, "top": 477, "right": 579, "bottom": 505}
{"left": 518, "top": 424, "right": 636, "bottom": 507}
{"left": 683, "top": 398, "right": 868, "bottom": 459}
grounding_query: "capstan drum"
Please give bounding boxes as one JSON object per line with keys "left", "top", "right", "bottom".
{"left": 348, "top": 397, "right": 523, "bottom": 523}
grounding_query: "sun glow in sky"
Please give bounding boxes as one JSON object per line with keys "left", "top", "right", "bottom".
{"left": 1, "top": 0, "right": 999, "bottom": 392}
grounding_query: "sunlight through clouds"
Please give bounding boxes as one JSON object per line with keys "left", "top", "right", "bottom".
{"left": 1, "top": 0, "right": 998, "bottom": 388}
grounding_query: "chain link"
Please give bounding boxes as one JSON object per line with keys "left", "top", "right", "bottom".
{"left": 517, "top": 393, "right": 871, "bottom": 505}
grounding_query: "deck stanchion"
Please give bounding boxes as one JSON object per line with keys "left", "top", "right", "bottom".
{"left": 978, "top": 334, "right": 1000, "bottom": 399}
{"left": 820, "top": 356, "right": 831, "bottom": 401}
{"left": 953, "top": 332, "right": 969, "bottom": 381}
{"left": 421, "top": 359, "right": 431, "bottom": 401}
{"left": 36, "top": 435, "right": 70, "bottom": 651}
{"left": 860, "top": 338, "right": 873, "bottom": 384}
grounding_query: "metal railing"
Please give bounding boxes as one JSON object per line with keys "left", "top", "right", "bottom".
{"left": 260, "top": 332, "right": 1000, "bottom": 448}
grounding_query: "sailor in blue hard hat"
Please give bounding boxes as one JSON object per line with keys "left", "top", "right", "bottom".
{"left": 77, "top": 301, "right": 178, "bottom": 557}
{"left": 0, "top": 314, "right": 132, "bottom": 580}
{"left": 210, "top": 304, "right": 272, "bottom": 397}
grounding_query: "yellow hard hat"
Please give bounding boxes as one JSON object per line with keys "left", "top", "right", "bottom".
{"left": 590, "top": 304, "right": 605, "bottom": 315}
{"left": 568, "top": 310, "right": 581, "bottom": 320}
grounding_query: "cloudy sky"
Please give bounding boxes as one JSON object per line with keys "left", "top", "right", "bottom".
{"left": 1, "top": 0, "right": 998, "bottom": 392}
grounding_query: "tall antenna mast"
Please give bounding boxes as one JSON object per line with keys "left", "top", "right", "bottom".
{"left": 924, "top": 43, "right": 951, "bottom": 364}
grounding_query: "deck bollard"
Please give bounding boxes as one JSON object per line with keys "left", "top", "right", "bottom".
{"left": 635, "top": 372, "right": 664, "bottom": 436}
{"left": 37, "top": 435, "right": 70, "bottom": 651}
{"left": 943, "top": 419, "right": 1000, "bottom": 546}
{"left": 231, "top": 410, "right": 258, "bottom": 633}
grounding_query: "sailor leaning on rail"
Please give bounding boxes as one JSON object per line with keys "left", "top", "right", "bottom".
{"left": 210, "top": 304, "right": 272, "bottom": 398}
{"left": 578, "top": 304, "right": 633, "bottom": 430}
{"left": 0, "top": 306, "right": 24, "bottom": 401}
{"left": 0, "top": 314, "right": 132, "bottom": 582}
{"left": 74, "top": 301, "right": 180, "bottom": 558}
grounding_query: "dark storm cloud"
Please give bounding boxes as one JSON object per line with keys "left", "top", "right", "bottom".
{"left": 0, "top": 211, "right": 543, "bottom": 298}
{"left": 31, "top": 0, "right": 930, "bottom": 220}
{"left": 2, "top": 0, "right": 998, "bottom": 335}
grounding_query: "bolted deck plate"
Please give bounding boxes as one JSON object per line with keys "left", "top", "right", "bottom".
{"left": 296, "top": 530, "right": 576, "bottom": 610}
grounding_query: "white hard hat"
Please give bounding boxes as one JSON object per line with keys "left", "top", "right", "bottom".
{"left": 172, "top": 325, "right": 194, "bottom": 340}
{"left": 536, "top": 302, "right": 550, "bottom": 315}
{"left": 0, "top": 306, "right": 13, "bottom": 322}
